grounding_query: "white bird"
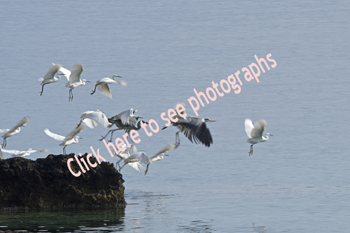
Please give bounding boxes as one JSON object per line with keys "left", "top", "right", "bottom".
{"left": 118, "top": 143, "right": 176, "bottom": 175}
{"left": 38, "top": 63, "right": 62, "bottom": 96}
{"left": 1, "top": 116, "right": 30, "bottom": 148}
{"left": 58, "top": 63, "right": 89, "bottom": 101}
{"left": 90, "top": 75, "right": 127, "bottom": 99}
{"left": 245, "top": 119, "right": 272, "bottom": 156}
{"left": 44, "top": 123, "right": 85, "bottom": 154}
{"left": 77, "top": 109, "right": 112, "bottom": 129}
{"left": 115, "top": 144, "right": 145, "bottom": 173}
{"left": 0, "top": 146, "right": 48, "bottom": 158}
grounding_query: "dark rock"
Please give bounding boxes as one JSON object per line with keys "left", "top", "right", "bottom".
{"left": 0, "top": 153, "right": 126, "bottom": 210}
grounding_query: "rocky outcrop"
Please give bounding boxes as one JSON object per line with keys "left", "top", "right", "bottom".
{"left": 0, "top": 154, "right": 125, "bottom": 210}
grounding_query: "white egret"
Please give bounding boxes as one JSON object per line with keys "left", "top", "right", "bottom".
{"left": 38, "top": 63, "right": 62, "bottom": 96}
{"left": 44, "top": 123, "right": 85, "bottom": 154}
{"left": 77, "top": 109, "right": 112, "bottom": 129}
{"left": 100, "top": 109, "right": 147, "bottom": 142}
{"left": 244, "top": 119, "right": 272, "bottom": 156}
{"left": 0, "top": 146, "right": 48, "bottom": 158}
{"left": 115, "top": 144, "right": 145, "bottom": 172}
{"left": 58, "top": 63, "right": 90, "bottom": 101}
{"left": 91, "top": 75, "right": 127, "bottom": 99}
{"left": 118, "top": 143, "right": 176, "bottom": 175}
{"left": 1, "top": 116, "right": 30, "bottom": 148}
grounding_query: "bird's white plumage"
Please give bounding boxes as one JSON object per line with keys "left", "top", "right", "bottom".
{"left": 244, "top": 118, "right": 271, "bottom": 155}
{"left": 38, "top": 63, "right": 62, "bottom": 85}
{"left": 0, "top": 148, "right": 48, "bottom": 158}
{"left": 1, "top": 116, "right": 30, "bottom": 148}
{"left": 93, "top": 76, "right": 127, "bottom": 99}
{"left": 66, "top": 63, "right": 83, "bottom": 85}
{"left": 80, "top": 110, "right": 111, "bottom": 129}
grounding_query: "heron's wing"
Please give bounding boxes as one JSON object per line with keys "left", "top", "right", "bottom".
{"left": 9, "top": 117, "right": 30, "bottom": 132}
{"left": 127, "top": 162, "right": 145, "bottom": 172}
{"left": 0, "top": 129, "right": 10, "bottom": 134}
{"left": 43, "top": 63, "right": 61, "bottom": 81}
{"left": 251, "top": 119, "right": 266, "bottom": 139}
{"left": 177, "top": 119, "right": 213, "bottom": 147}
{"left": 68, "top": 63, "right": 83, "bottom": 83}
{"left": 58, "top": 66, "right": 71, "bottom": 81}
{"left": 152, "top": 143, "right": 177, "bottom": 157}
{"left": 81, "top": 110, "right": 111, "bottom": 129}
{"left": 44, "top": 128, "right": 65, "bottom": 141}
{"left": 97, "top": 83, "right": 112, "bottom": 98}
{"left": 244, "top": 119, "right": 254, "bottom": 138}
{"left": 64, "top": 123, "right": 85, "bottom": 142}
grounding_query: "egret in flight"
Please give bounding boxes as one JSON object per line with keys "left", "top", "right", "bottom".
{"left": 115, "top": 144, "right": 145, "bottom": 173}
{"left": 44, "top": 123, "right": 85, "bottom": 154}
{"left": 91, "top": 75, "right": 127, "bottom": 99}
{"left": 0, "top": 116, "right": 30, "bottom": 148}
{"left": 38, "top": 63, "right": 62, "bottom": 96}
{"left": 245, "top": 119, "right": 272, "bottom": 156}
{"left": 118, "top": 143, "right": 176, "bottom": 175}
{"left": 58, "top": 63, "right": 90, "bottom": 101}
{"left": 77, "top": 109, "right": 112, "bottom": 129}
{"left": 0, "top": 146, "right": 48, "bottom": 158}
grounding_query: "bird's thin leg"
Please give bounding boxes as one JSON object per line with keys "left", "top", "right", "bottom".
{"left": 2, "top": 138, "right": 6, "bottom": 148}
{"left": 91, "top": 84, "right": 97, "bottom": 95}
{"left": 63, "top": 146, "right": 67, "bottom": 155}
{"left": 175, "top": 131, "right": 180, "bottom": 148}
{"left": 249, "top": 144, "right": 254, "bottom": 156}
{"left": 69, "top": 89, "right": 74, "bottom": 101}
{"left": 144, "top": 164, "right": 150, "bottom": 175}
{"left": 76, "top": 120, "right": 83, "bottom": 128}
{"left": 119, "top": 163, "right": 127, "bottom": 172}
{"left": 161, "top": 126, "right": 168, "bottom": 130}
{"left": 40, "top": 84, "right": 45, "bottom": 96}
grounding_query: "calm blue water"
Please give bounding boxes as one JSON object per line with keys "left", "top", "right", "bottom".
{"left": 1, "top": 1, "right": 350, "bottom": 232}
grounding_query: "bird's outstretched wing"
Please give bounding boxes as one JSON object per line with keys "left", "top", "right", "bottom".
{"left": 58, "top": 66, "right": 71, "bottom": 81}
{"left": 251, "top": 119, "right": 266, "bottom": 139}
{"left": 63, "top": 123, "right": 85, "bottom": 142}
{"left": 28, "top": 148, "right": 48, "bottom": 153}
{"left": 81, "top": 110, "right": 111, "bottom": 129}
{"left": 127, "top": 161, "right": 145, "bottom": 172}
{"left": 9, "top": 117, "right": 30, "bottom": 132}
{"left": 0, "top": 148, "right": 20, "bottom": 155}
{"left": 44, "top": 128, "right": 65, "bottom": 141}
{"left": 68, "top": 63, "right": 83, "bottom": 83}
{"left": 42, "top": 63, "right": 61, "bottom": 81}
{"left": 97, "top": 84, "right": 112, "bottom": 98}
{"left": 152, "top": 143, "right": 177, "bottom": 158}
{"left": 177, "top": 118, "right": 213, "bottom": 147}
{"left": 244, "top": 119, "right": 254, "bottom": 138}
{"left": 0, "top": 129, "right": 10, "bottom": 134}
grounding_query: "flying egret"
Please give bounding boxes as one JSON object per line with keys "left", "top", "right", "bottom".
{"left": 1, "top": 116, "right": 30, "bottom": 148}
{"left": 118, "top": 143, "right": 175, "bottom": 175}
{"left": 0, "top": 146, "right": 48, "bottom": 158}
{"left": 100, "top": 109, "right": 147, "bottom": 142}
{"left": 91, "top": 75, "right": 127, "bottom": 99}
{"left": 244, "top": 119, "right": 272, "bottom": 156}
{"left": 58, "top": 63, "right": 90, "bottom": 101}
{"left": 44, "top": 123, "right": 85, "bottom": 155}
{"left": 77, "top": 109, "right": 112, "bottom": 129}
{"left": 38, "top": 63, "right": 62, "bottom": 96}
{"left": 115, "top": 144, "right": 145, "bottom": 172}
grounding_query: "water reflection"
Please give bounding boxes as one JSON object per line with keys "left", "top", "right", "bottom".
{"left": 0, "top": 207, "right": 125, "bottom": 232}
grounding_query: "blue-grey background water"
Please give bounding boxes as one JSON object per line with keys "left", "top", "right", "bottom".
{"left": 0, "top": 1, "right": 349, "bottom": 232}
